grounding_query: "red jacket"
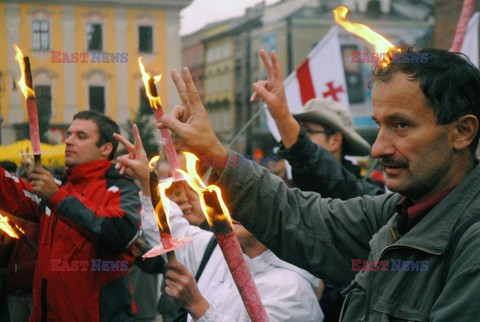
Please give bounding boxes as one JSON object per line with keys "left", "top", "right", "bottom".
{"left": 0, "top": 160, "right": 141, "bottom": 321}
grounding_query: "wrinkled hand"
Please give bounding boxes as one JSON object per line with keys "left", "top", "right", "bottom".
{"left": 113, "top": 124, "right": 150, "bottom": 187}
{"left": 165, "top": 260, "right": 210, "bottom": 320}
{"left": 251, "top": 49, "right": 300, "bottom": 148}
{"left": 30, "top": 165, "right": 58, "bottom": 200}
{"left": 157, "top": 68, "right": 227, "bottom": 164}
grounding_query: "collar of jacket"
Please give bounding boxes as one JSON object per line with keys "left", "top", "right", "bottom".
{"left": 387, "top": 163, "right": 480, "bottom": 254}
{"left": 66, "top": 159, "right": 112, "bottom": 183}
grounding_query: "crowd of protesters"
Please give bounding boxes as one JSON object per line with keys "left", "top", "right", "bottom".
{"left": 1, "top": 45, "right": 480, "bottom": 322}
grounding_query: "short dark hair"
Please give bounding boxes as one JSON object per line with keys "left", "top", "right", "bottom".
{"left": 0, "top": 161, "right": 17, "bottom": 174}
{"left": 73, "top": 110, "right": 120, "bottom": 160}
{"left": 370, "top": 46, "right": 480, "bottom": 155}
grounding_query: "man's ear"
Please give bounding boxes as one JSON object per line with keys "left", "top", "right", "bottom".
{"left": 101, "top": 142, "right": 114, "bottom": 159}
{"left": 452, "top": 114, "right": 479, "bottom": 151}
{"left": 327, "top": 132, "right": 343, "bottom": 154}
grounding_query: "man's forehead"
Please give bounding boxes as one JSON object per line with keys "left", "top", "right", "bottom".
{"left": 67, "top": 119, "right": 99, "bottom": 133}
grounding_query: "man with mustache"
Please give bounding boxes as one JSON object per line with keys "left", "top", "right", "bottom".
{"left": 252, "top": 49, "right": 384, "bottom": 322}
{"left": 0, "top": 110, "right": 141, "bottom": 321}
{"left": 159, "top": 46, "right": 480, "bottom": 320}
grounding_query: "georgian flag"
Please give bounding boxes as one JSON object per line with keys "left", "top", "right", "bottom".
{"left": 266, "top": 27, "right": 349, "bottom": 141}
{"left": 460, "top": 12, "right": 479, "bottom": 68}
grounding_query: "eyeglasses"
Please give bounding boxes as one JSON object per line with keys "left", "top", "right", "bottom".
{"left": 302, "top": 127, "right": 331, "bottom": 135}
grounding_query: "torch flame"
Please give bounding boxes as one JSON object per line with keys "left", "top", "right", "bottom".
{"left": 149, "top": 156, "right": 160, "bottom": 170}
{"left": 155, "top": 178, "right": 173, "bottom": 231}
{"left": 333, "top": 6, "right": 397, "bottom": 66}
{"left": 138, "top": 57, "right": 162, "bottom": 109}
{"left": 0, "top": 214, "right": 20, "bottom": 239}
{"left": 13, "top": 44, "right": 35, "bottom": 99}
{"left": 177, "top": 152, "right": 232, "bottom": 227}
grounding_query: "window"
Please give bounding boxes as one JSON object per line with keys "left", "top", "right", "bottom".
{"left": 34, "top": 85, "right": 52, "bottom": 142}
{"left": 89, "top": 86, "right": 105, "bottom": 113}
{"left": 32, "top": 21, "right": 50, "bottom": 51}
{"left": 87, "top": 23, "right": 102, "bottom": 51}
{"left": 138, "top": 26, "right": 153, "bottom": 53}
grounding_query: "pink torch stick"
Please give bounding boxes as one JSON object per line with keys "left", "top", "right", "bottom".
{"left": 178, "top": 153, "right": 269, "bottom": 321}
{"left": 138, "top": 58, "right": 185, "bottom": 256}
{"left": 451, "top": 0, "right": 475, "bottom": 52}
{"left": 204, "top": 190, "right": 269, "bottom": 322}
{"left": 14, "top": 45, "right": 41, "bottom": 165}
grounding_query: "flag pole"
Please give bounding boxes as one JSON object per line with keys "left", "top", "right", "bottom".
{"left": 451, "top": 0, "right": 476, "bottom": 51}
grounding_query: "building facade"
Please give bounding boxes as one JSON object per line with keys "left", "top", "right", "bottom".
{"left": 0, "top": 0, "right": 191, "bottom": 144}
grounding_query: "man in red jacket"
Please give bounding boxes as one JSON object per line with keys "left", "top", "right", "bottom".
{"left": 0, "top": 110, "right": 141, "bottom": 321}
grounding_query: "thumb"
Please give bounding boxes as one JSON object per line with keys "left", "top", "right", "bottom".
{"left": 159, "top": 114, "right": 187, "bottom": 136}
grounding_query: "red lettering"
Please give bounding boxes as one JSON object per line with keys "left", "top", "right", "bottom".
{"left": 351, "top": 259, "right": 362, "bottom": 271}
{"left": 379, "top": 260, "right": 389, "bottom": 271}
{"left": 51, "top": 259, "right": 62, "bottom": 271}
{"left": 51, "top": 51, "right": 61, "bottom": 63}
{"left": 71, "top": 52, "right": 79, "bottom": 63}
{"left": 79, "top": 261, "right": 89, "bottom": 271}
{"left": 361, "top": 53, "right": 371, "bottom": 63}
{"left": 61, "top": 52, "right": 71, "bottom": 63}
{"left": 351, "top": 50, "right": 361, "bottom": 63}
{"left": 79, "top": 52, "right": 89, "bottom": 63}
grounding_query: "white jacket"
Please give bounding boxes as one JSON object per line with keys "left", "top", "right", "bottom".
{"left": 140, "top": 194, "right": 324, "bottom": 322}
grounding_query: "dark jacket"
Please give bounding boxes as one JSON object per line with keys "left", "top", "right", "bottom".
{"left": 219, "top": 150, "right": 480, "bottom": 321}
{"left": 278, "top": 128, "right": 384, "bottom": 198}
{"left": 0, "top": 160, "right": 141, "bottom": 322}
{"left": 1, "top": 220, "right": 39, "bottom": 294}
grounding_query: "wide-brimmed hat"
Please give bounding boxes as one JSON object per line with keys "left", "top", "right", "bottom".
{"left": 293, "top": 98, "right": 371, "bottom": 156}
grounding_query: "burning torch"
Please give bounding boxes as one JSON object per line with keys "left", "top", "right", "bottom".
{"left": 14, "top": 45, "right": 41, "bottom": 166}
{"left": 178, "top": 152, "right": 269, "bottom": 322}
{"left": 333, "top": 6, "right": 397, "bottom": 67}
{"left": 0, "top": 210, "right": 38, "bottom": 253}
{"left": 142, "top": 157, "right": 192, "bottom": 261}
{"left": 138, "top": 58, "right": 192, "bottom": 260}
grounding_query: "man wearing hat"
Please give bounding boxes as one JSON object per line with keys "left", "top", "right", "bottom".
{"left": 248, "top": 50, "right": 384, "bottom": 200}
{"left": 276, "top": 97, "right": 384, "bottom": 199}
{"left": 249, "top": 50, "right": 383, "bottom": 322}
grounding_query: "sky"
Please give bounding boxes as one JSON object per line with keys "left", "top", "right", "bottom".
{"left": 180, "top": 0, "right": 281, "bottom": 35}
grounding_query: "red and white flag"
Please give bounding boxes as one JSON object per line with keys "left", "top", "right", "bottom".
{"left": 266, "top": 27, "right": 349, "bottom": 141}
{"left": 460, "top": 12, "right": 479, "bottom": 68}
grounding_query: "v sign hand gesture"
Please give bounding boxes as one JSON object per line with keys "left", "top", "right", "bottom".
{"left": 157, "top": 68, "right": 228, "bottom": 170}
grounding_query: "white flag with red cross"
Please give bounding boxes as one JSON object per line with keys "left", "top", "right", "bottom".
{"left": 460, "top": 12, "right": 479, "bottom": 68}
{"left": 266, "top": 27, "right": 349, "bottom": 141}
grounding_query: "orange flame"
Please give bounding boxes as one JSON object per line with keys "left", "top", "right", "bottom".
{"left": 13, "top": 44, "right": 35, "bottom": 99}
{"left": 0, "top": 214, "right": 20, "bottom": 239}
{"left": 155, "top": 178, "right": 173, "bottom": 231}
{"left": 149, "top": 156, "right": 160, "bottom": 169}
{"left": 177, "top": 152, "right": 232, "bottom": 227}
{"left": 333, "top": 6, "right": 396, "bottom": 66}
{"left": 138, "top": 57, "right": 162, "bottom": 109}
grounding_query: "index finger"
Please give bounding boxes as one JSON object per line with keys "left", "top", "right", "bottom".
{"left": 113, "top": 133, "right": 134, "bottom": 153}
{"left": 132, "top": 124, "right": 145, "bottom": 154}
{"left": 171, "top": 69, "right": 189, "bottom": 106}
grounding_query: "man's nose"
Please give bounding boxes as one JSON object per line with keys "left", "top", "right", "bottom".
{"left": 371, "top": 129, "right": 395, "bottom": 159}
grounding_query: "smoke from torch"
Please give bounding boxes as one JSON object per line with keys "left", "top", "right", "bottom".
{"left": 13, "top": 45, "right": 42, "bottom": 166}
{"left": 178, "top": 152, "right": 269, "bottom": 322}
